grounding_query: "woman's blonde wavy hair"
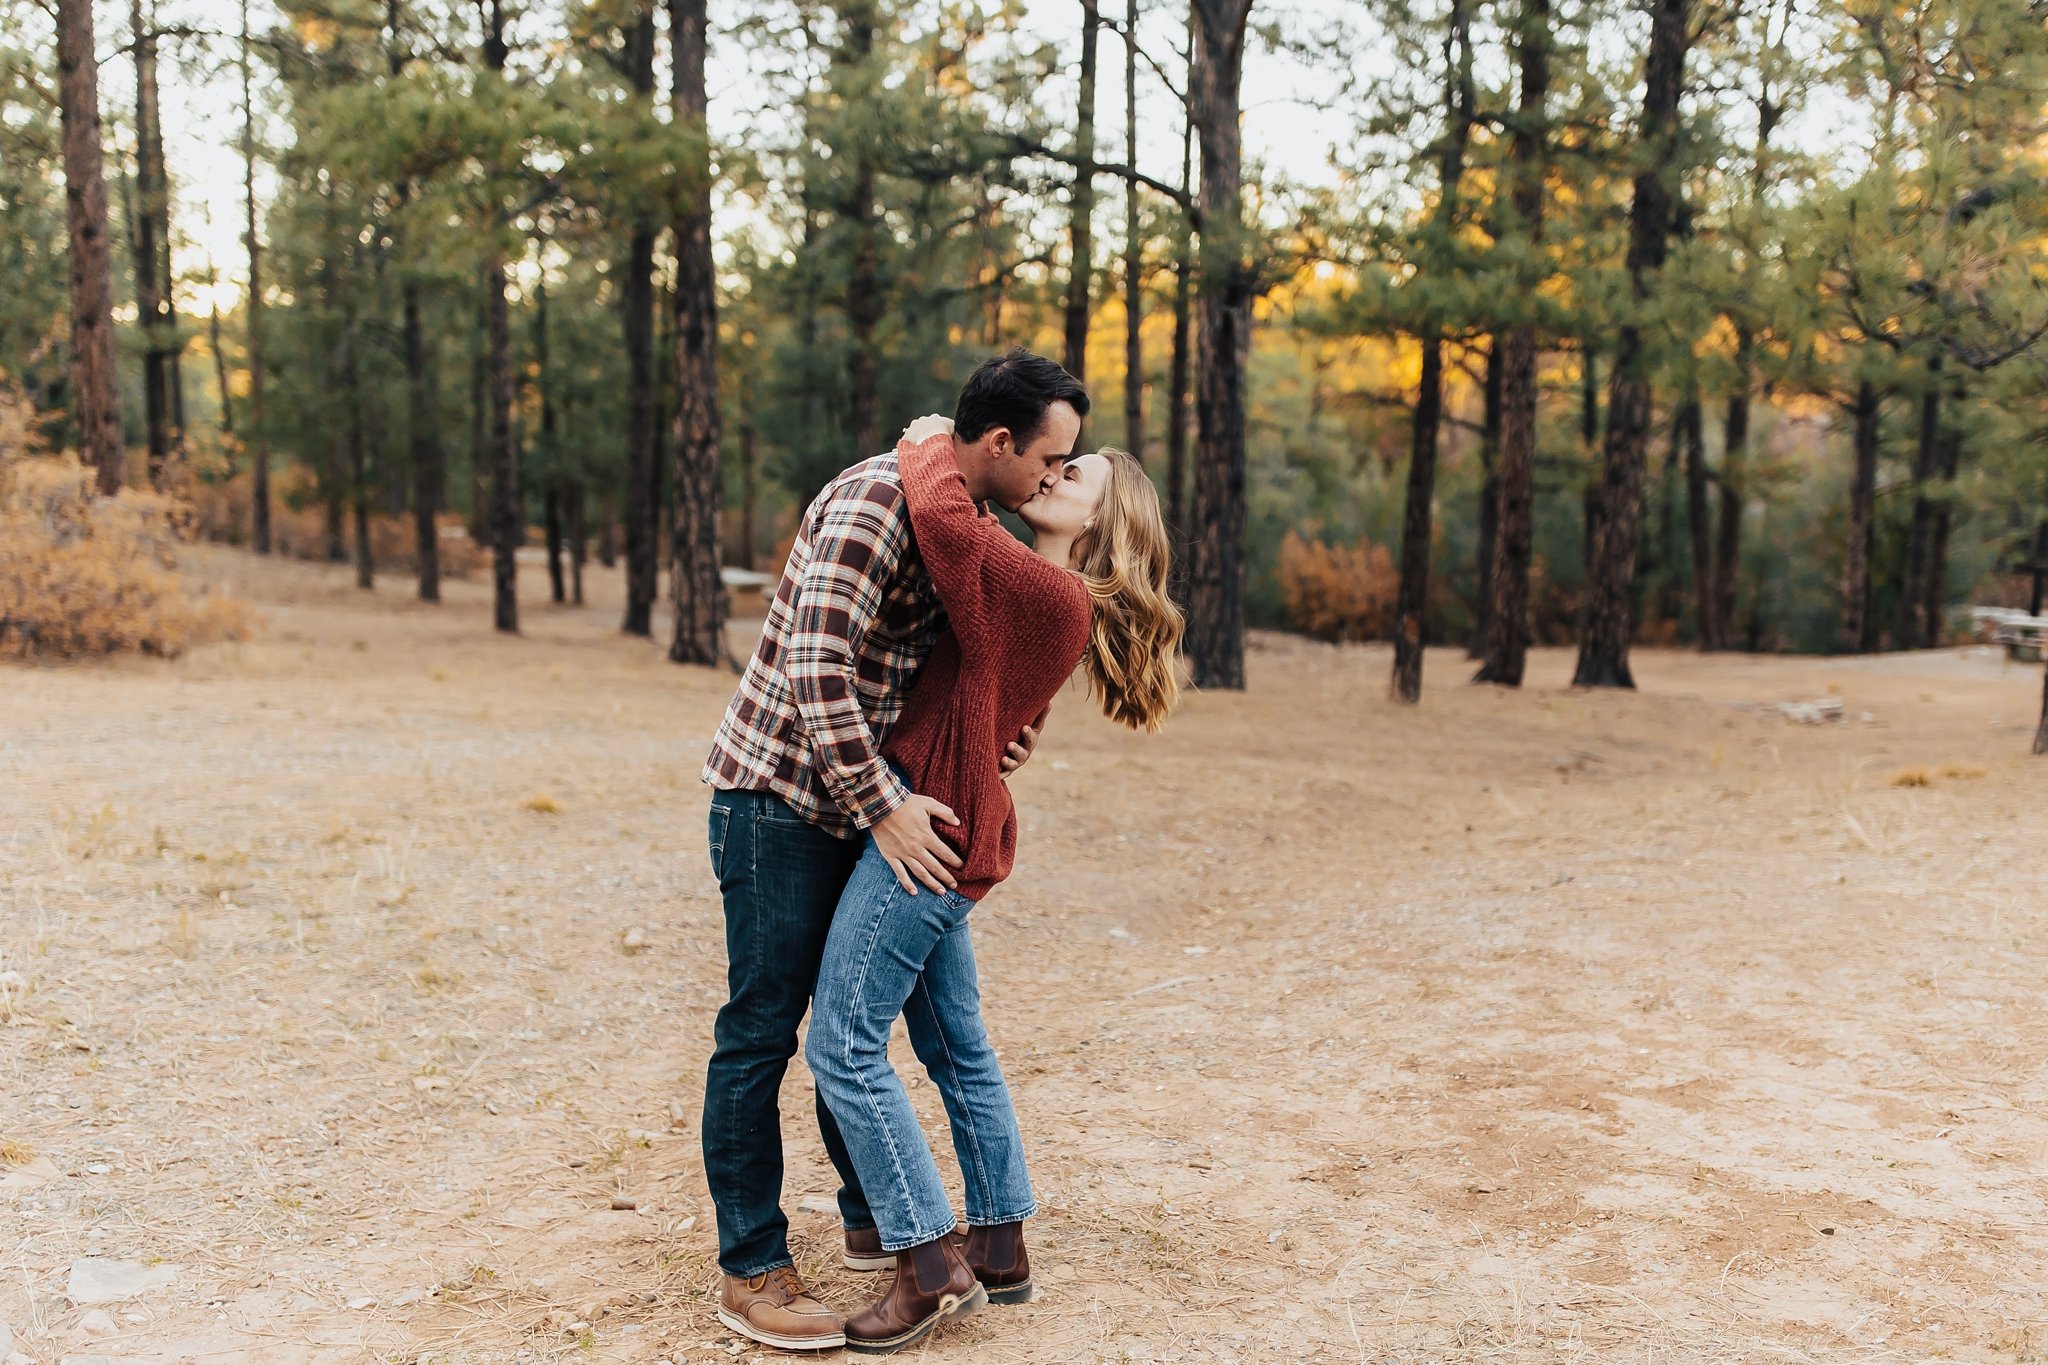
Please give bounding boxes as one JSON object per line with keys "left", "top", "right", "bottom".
{"left": 1072, "top": 448, "right": 1183, "bottom": 731}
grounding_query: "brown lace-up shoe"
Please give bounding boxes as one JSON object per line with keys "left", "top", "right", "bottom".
{"left": 959, "top": 1221, "right": 1033, "bottom": 1304}
{"left": 844, "top": 1224, "right": 895, "bottom": 1272}
{"left": 843, "top": 1234, "right": 987, "bottom": 1354}
{"left": 716, "top": 1266, "right": 844, "bottom": 1351}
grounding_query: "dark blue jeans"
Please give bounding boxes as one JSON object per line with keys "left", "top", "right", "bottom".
{"left": 703, "top": 788, "right": 875, "bottom": 1276}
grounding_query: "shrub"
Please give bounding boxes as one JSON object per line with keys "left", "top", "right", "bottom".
{"left": 182, "top": 454, "right": 483, "bottom": 580}
{"left": 1275, "top": 529, "right": 1397, "bottom": 643}
{"left": 0, "top": 442, "right": 250, "bottom": 661}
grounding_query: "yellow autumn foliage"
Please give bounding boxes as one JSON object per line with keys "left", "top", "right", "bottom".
{"left": 1276, "top": 529, "right": 1398, "bottom": 644}
{"left": 0, "top": 438, "right": 250, "bottom": 661}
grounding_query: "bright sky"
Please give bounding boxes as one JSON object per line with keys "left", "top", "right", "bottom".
{"left": 131, "top": 0, "right": 1846, "bottom": 314}
{"left": 143, "top": 0, "right": 1359, "bottom": 313}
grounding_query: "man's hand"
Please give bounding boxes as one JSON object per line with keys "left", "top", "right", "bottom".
{"left": 901, "top": 413, "right": 955, "bottom": 444}
{"left": 999, "top": 723, "right": 1041, "bottom": 777}
{"left": 872, "top": 794, "right": 963, "bottom": 895}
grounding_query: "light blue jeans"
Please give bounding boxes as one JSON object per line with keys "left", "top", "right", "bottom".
{"left": 806, "top": 837, "right": 1036, "bottom": 1251}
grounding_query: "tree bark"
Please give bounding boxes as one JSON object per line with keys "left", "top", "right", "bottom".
{"left": 2028, "top": 520, "right": 2046, "bottom": 619}
{"left": 1473, "top": 0, "right": 1548, "bottom": 687}
{"left": 1468, "top": 338, "right": 1502, "bottom": 659}
{"left": 568, "top": 478, "right": 587, "bottom": 605}
{"left": 483, "top": 0, "right": 518, "bottom": 633}
{"left": 1840, "top": 380, "right": 1880, "bottom": 653}
{"left": 620, "top": 3, "right": 659, "bottom": 636}
{"left": 1573, "top": 0, "right": 1690, "bottom": 689}
{"left": 405, "top": 281, "right": 441, "bottom": 601}
{"left": 1899, "top": 365, "right": 1941, "bottom": 650}
{"left": 56, "top": 0, "right": 125, "bottom": 493}
{"left": 1713, "top": 353, "right": 1748, "bottom": 650}
{"left": 845, "top": 12, "right": 882, "bottom": 461}
{"left": 1392, "top": 0, "right": 1474, "bottom": 705}
{"left": 342, "top": 288, "right": 373, "bottom": 590}
{"left": 485, "top": 254, "right": 519, "bottom": 633}
{"left": 1183, "top": 0, "right": 1256, "bottom": 691}
{"left": 669, "top": 0, "right": 729, "bottom": 666}
{"left": 1121, "top": 0, "right": 1143, "bottom": 457}
{"left": 535, "top": 277, "right": 563, "bottom": 605}
{"left": 206, "top": 261, "right": 233, "bottom": 436}
{"left": 131, "top": 0, "right": 178, "bottom": 488}
{"left": 1165, "top": 112, "right": 1194, "bottom": 544}
{"left": 1681, "top": 394, "right": 1717, "bottom": 647}
{"left": 242, "top": 0, "right": 271, "bottom": 550}
{"left": 1064, "top": 0, "right": 1101, "bottom": 386}
{"left": 469, "top": 294, "right": 488, "bottom": 541}
{"left": 1922, "top": 414, "right": 1962, "bottom": 649}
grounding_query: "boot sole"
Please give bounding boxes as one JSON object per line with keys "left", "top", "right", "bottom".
{"left": 984, "top": 1279, "right": 1034, "bottom": 1305}
{"left": 842, "top": 1251, "right": 897, "bottom": 1272}
{"left": 844, "top": 1282, "right": 988, "bottom": 1355}
{"left": 714, "top": 1307, "right": 845, "bottom": 1352}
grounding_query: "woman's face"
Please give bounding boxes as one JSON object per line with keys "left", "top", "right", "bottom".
{"left": 1018, "top": 451, "right": 1110, "bottom": 542}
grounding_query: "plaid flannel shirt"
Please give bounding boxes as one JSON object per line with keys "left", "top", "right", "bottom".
{"left": 703, "top": 451, "right": 945, "bottom": 838}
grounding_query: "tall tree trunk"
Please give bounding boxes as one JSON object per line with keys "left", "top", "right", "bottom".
{"left": 1681, "top": 393, "right": 1717, "bottom": 647}
{"left": 130, "top": 0, "right": 176, "bottom": 487}
{"left": 670, "top": 0, "right": 729, "bottom": 666}
{"left": 1922, "top": 415, "right": 1962, "bottom": 648}
{"left": 1841, "top": 380, "right": 1880, "bottom": 652}
{"left": 241, "top": 1, "right": 270, "bottom": 546}
{"left": 405, "top": 281, "right": 442, "bottom": 601}
{"left": 534, "top": 277, "right": 563, "bottom": 605}
{"left": 1900, "top": 364, "right": 1942, "bottom": 650}
{"left": 568, "top": 478, "right": 587, "bottom": 605}
{"left": 1468, "top": 338, "right": 1502, "bottom": 659}
{"left": 2028, "top": 520, "right": 2046, "bottom": 619}
{"left": 1064, "top": 0, "right": 1101, "bottom": 385}
{"left": 206, "top": 257, "right": 233, "bottom": 436}
{"left": 1121, "top": 0, "right": 1143, "bottom": 458}
{"left": 1474, "top": 0, "right": 1549, "bottom": 687}
{"left": 620, "top": 4, "right": 659, "bottom": 636}
{"left": 1713, "top": 350, "right": 1749, "bottom": 650}
{"left": 483, "top": 0, "right": 518, "bottom": 633}
{"left": 343, "top": 295, "right": 373, "bottom": 590}
{"left": 1573, "top": 0, "right": 1690, "bottom": 689}
{"left": 1392, "top": 0, "right": 1474, "bottom": 705}
{"left": 485, "top": 254, "right": 518, "bottom": 633}
{"left": 56, "top": 0, "right": 125, "bottom": 493}
{"left": 1183, "top": 0, "right": 1256, "bottom": 690}
{"left": 1165, "top": 112, "right": 1194, "bottom": 543}
{"left": 469, "top": 294, "right": 488, "bottom": 541}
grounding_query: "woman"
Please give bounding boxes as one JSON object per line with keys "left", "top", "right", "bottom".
{"left": 805, "top": 424, "right": 1181, "bottom": 1354}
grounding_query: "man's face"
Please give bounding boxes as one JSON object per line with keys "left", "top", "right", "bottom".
{"left": 984, "top": 401, "right": 1083, "bottom": 513}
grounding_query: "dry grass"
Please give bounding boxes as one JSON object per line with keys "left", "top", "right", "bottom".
{"left": 4, "top": 546, "right": 2046, "bottom": 1364}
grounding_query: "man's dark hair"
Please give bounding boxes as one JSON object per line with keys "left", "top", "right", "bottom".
{"left": 953, "top": 348, "right": 1090, "bottom": 447}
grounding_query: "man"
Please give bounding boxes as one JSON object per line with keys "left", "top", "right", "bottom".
{"left": 700, "top": 349, "right": 1089, "bottom": 1351}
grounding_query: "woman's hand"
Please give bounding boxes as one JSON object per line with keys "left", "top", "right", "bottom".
{"left": 901, "top": 413, "right": 954, "bottom": 444}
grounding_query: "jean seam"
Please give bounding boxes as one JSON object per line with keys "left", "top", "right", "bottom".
{"left": 914, "top": 961, "right": 998, "bottom": 1221}
{"left": 838, "top": 878, "right": 944, "bottom": 1248}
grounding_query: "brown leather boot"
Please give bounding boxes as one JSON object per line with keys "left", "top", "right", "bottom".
{"left": 843, "top": 1233, "right": 987, "bottom": 1354}
{"left": 959, "top": 1220, "right": 1033, "bottom": 1304}
{"left": 843, "top": 1224, "right": 894, "bottom": 1272}
{"left": 715, "top": 1266, "right": 844, "bottom": 1351}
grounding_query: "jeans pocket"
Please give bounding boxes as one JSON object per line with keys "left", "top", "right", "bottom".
{"left": 708, "top": 803, "right": 733, "bottom": 881}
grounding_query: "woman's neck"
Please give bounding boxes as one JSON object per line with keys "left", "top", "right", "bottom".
{"left": 1031, "top": 532, "right": 1078, "bottom": 569}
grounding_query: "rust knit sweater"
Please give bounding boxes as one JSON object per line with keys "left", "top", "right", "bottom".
{"left": 880, "top": 434, "right": 1090, "bottom": 901}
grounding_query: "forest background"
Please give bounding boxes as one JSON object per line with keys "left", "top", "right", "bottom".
{"left": 3, "top": 0, "right": 2046, "bottom": 707}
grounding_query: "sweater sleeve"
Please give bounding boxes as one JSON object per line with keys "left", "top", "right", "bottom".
{"left": 896, "top": 434, "right": 1065, "bottom": 654}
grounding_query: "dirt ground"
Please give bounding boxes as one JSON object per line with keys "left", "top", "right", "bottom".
{"left": 4, "top": 548, "right": 2046, "bottom": 1365}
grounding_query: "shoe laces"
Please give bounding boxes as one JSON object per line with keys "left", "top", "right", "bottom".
{"left": 764, "top": 1266, "right": 809, "bottom": 1304}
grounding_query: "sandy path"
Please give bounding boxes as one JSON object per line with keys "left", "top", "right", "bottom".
{"left": 4, "top": 548, "right": 2045, "bottom": 1364}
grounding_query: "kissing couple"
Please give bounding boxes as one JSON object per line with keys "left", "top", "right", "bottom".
{"left": 697, "top": 349, "right": 1183, "bottom": 1353}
